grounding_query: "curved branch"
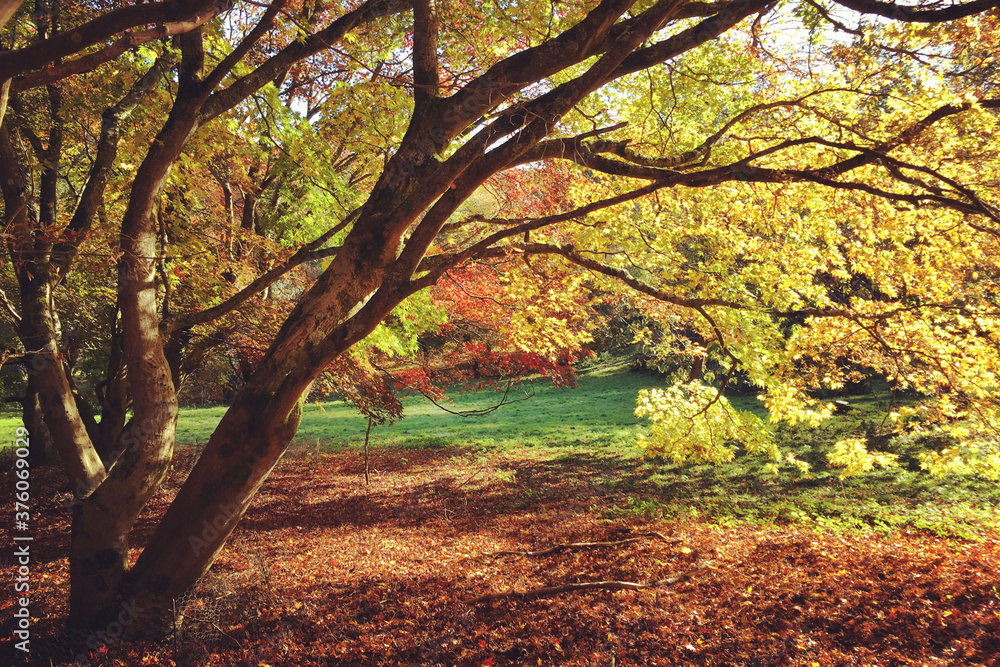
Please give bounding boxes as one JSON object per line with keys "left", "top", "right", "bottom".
{"left": 557, "top": 98, "right": 1000, "bottom": 223}
{"left": 414, "top": 380, "right": 534, "bottom": 417}
{"left": 11, "top": 8, "right": 217, "bottom": 93}
{"left": 201, "top": 0, "right": 409, "bottom": 122}
{"left": 586, "top": 88, "right": 865, "bottom": 170}
{"left": 614, "top": 0, "right": 768, "bottom": 77}
{"left": 831, "top": 0, "right": 1000, "bottom": 23}
{"left": 409, "top": 181, "right": 668, "bottom": 288}
{"left": 53, "top": 54, "right": 175, "bottom": 282}
{"left": 0, "top": 285, "right": 20, "bottom": 324}
{"left": 200, "top": 0, "right": 288, "bottom": 93}
{"left": 513, "top": 242, "right": 745, "bottom": 311}
{"left": 162, "top": 243, "right": 341, "bottom": 334}
{"left": 0, "top": 0, "right": 219, "bottom": 83}
{"left": 163, "top": 207, "right": 358, "bottom": 334}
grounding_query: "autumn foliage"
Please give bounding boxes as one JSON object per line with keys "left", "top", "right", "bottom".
{"left": 3, "top": 0, "right": 1000, "bottom": 648}
{"left": 3, "top": 447, "right": 998, "bottom": 666}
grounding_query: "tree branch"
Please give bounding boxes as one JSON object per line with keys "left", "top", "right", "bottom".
{"left": 831, "top": 0, "right": 1000, "bottom": 23}
{"left": 581, "top": 89, "right": 859, "bottom": 170}
{"left": 0, "top": 0, "right": 22, "bottom": 32}
{"left": 554, "top": 98, "right": 1000, "bottom": 223}
{"left": 411, "top": 0, "right": 440, "bottom": 112}
{"left": 200, "top": 0, "right": 288, "bottom": 94}
{"left": 413, "top": 0, "right": 642, "bottom": 151}
{"left": 614, "top": 0, "right": 769, "bottom": 77}
{"left": 392, "top": 0, "right": 692, "bottom": 280}
{"left": 200, "top": 0, "right": 410, "bottom": 122}
{"left": 0, "top": 0, "right": 220, "bottom": 84}
{"left": 161, "top": 209, "right": 360, "bottom": 334}
{"left": 413, "top": 380, "right": 534, "bottom": 417}
{"left": 409, "top": 181, "right": 668, "bottom": 287}
{"left": 53, "top": 54, "right": 175, "bottom": 283}
{"left": 0, "top": 285, "right": 20, "bottom": 325}
{"left": 11, "top": 8, "right": 217, "bottom": 94}
{"left": 514, "top": 242, "right": 746, "bottom": 311}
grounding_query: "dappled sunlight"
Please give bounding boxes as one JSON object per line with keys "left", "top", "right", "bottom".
{"left": 5, "top": 446, "right": 998, "bottom": 665}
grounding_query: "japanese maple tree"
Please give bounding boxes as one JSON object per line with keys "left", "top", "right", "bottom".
{"left": 1, "top": 0, "right": 999, "bottom": 639}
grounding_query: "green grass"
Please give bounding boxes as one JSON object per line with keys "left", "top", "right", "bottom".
{"left": 1, "top": 412, "right": 22, "bottom": 429}
{"left": 177, "top": 359, "right": 662, "bottom": 452}
{"left": 0, "top": 413, "right": 24, "bottom": 443}
{"left": 6, "top": 361, "right": 999, "bottom": 540}
{"left": 593, "top": 396, "right": 1000, "bottom": 540}
{"left": 174, "top": 361, "right": 999, "bottom": 539}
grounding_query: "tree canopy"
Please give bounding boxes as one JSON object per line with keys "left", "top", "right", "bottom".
{"left": 2, "top": 0, "right": 999, "bottom": 637}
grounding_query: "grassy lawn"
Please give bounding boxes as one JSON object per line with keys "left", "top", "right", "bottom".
{"left": 0, "top": 413, "right": 23, "bottom": 441}
{"left": 6, "top": 361, "right": 998, "bottom": 540}
{"left": 176, "top": 360, "right": 665, "bottom": 451}
{"left": 175, "top": 361, "right": 1000, "bottom": 540}
{"left": 4, "top": 363, "right": 999, "bottom": 665}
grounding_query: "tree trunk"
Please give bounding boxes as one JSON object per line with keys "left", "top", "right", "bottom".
{"left": 67, "top": 367, "right": 102, "bottom": 449}
{"left": 21, "top": 373, "right": 58, "bottom": 466}
{"left": 9, "top": 77, "right": 102, "bottom": 478}
{"left": 65, "top": 73, "right": 205, "bottom": 627}
{"left": 124, "top": 213, "right": 406, "bottom": 631}
{"left": 124, "top": 388, "right": 304, "bottom": 634}
{"left": 95, "top": 329, "right": 128, "bottom": 464}
{"left": 0, "top": 149, "right": 107, "bottom": 494}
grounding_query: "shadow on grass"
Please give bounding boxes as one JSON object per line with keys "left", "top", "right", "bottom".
{"left": 235, "top": 441, "right": 1000, "bottom": 543}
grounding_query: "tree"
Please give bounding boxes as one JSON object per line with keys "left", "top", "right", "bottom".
{"left": 2, "top": 0, "right": 999, "bottom": 638}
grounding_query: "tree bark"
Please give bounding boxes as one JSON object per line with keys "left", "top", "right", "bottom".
{"left": 125, "top": 211, "right": 409, "bottom": 630}
{"left": 21, "top": 374, "right": 58, "bottom": 466}
{"left": 66, "top": 39, "right": 207, "bottom": 625}
{"left": 95, "top": 326, "right": 128, "bottom": 463}
{"left": 0, "top": 0, "right": 21, "bottom": 30}
{"left": 0, "top": 127, "right": 107, "bottom": 494}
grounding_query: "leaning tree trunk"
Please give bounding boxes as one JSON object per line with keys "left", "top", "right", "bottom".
{"left": 123, "top": 384, "right": 305, "bottom": 634}
{"left": 124, "top": 216, "right": 406, "bottom": 632}
{"left": 66, "top": 93, "right": 201, "bottom": 629}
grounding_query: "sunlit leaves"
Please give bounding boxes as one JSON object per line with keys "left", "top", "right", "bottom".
{"left": 635, "top": 382, "right": 777, "bottom": 465}
{"left": 827, "top": 437, "right": 899, "bottom": 478}
{"left": 535, "top": 7, "right": 1000, "bottom": 480}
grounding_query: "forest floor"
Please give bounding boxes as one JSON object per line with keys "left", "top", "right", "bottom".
{"left": 5, "top": 442, "right": 1000, "bottom": 667}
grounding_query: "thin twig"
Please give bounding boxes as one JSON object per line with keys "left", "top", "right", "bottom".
{"left": 0, "top": 286, "right": 21, "bottom": 324}
{"left": 364, "top": 416, "right": 373, "bottom": 486}
{"left": 417, "top": 381, "right": 534, "bottom": 417}
{"left": 465, "top": 562, "right": 710, "bottom": 604}
{"left": 487, "top": 532, "right": 679, "bottom": 557}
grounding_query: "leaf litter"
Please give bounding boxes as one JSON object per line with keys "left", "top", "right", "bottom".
{"left": 3, "top": 446, "right": 998, "bottom": 666}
